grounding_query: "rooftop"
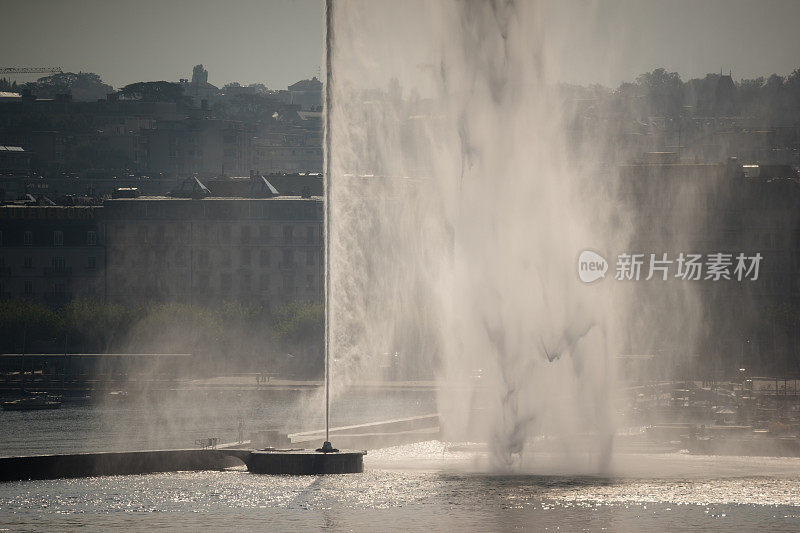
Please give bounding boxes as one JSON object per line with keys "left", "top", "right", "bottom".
{"left": 107, "top": 195, "right": 321, "bottom": 201}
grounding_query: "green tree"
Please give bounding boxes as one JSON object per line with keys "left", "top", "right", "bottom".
{"left": 635, "top": 68, "right": 684, "bottom": 118}
{"left": 24, "top": 72, "right": 113, "bottom": 101}
{"left": 59, "top": 299, "right": 135, "bottom": 353}
{"left": 0, "top": 300, "right": 61, "bottom": 352}
{"left": 118, "top": 81, "right": 191, "bottom": 105}
{"left": 273, "top": 302, "right": 323, "bottom": 344}
{"left": 213, "top": 92, "right": 278, "bottom": 123}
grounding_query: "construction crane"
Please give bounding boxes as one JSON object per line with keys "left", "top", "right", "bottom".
{"left": 0, "top": 67, "right": 62, "bottom": 75}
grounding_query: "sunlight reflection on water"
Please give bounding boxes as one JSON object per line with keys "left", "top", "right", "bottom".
{"left": 2, "top": 442, "right": 800, "bottom": 531}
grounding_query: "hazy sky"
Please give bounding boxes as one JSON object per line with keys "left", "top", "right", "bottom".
{"left": 546, "top": 0, "right": 800, "bottom": 87}
{"left": 0, "top": 0, "right": 323, "bottom": 90}
{"left": 1, "top": 0, "right": 799, "bottom": 90}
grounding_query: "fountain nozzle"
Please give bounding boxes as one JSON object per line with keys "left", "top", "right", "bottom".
{"left": 317, "top": 441, "right": 339, "bottom": 453}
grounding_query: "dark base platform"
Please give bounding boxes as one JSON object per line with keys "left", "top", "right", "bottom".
{"left": 0, "top": 447, "right": 365, "bottom": 482}
{"left": 226, "top": 449, "right": 365, "bottom": 475}
{"left": 0, "top": 449, "right": 232, "bottom": 482}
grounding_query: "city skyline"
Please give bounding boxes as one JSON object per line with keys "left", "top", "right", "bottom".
{"left": 1, "top": 0, "right": 800, "bottom": 91}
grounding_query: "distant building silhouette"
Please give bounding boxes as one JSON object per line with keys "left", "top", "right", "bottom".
{"left": 714, "top": 72, "right": 736, "bottom": 115}
{"left": 275, "top": 77, "right": 322, "bottom": 111}
{"left": 180, "top": 64, "right": 220, "bottom": 105}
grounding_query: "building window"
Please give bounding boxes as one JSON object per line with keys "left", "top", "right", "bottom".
{"left": 24, "top": 231, "right": 33, "bottom": 246}
{"left": 53, "top": 231, "right": 63, "bottom": 246}
{"left": 221, "top": 249, "right": 232, "bottom": 267}
{"left": 306, "top": 274, "right": 314, "bottom": 288}
{"left": 220, "top": 273, "right": 232, "bottom": 292}
{"left": 0, "top": 230, "right": 3, "bottom": 246}
{"left": 220, "top": 226, "right": 232, "bottom": 243}
{"left": 137, "top": 225, "right": 148, "bottom": 244}
{"left": 24, "top": 281, "right": 33, "bottom": 295}
{"left": 198, "top": 250, "right": 209, "bottom": 268}
{"left": 24, "top": 257, "right": 32, "bottom": 269}
{"left": 51, "top": 257, "right": 66, "bottom": 272}
{"left": 175, "top": 249, "right": 186, "bottom": 267}
{"left": 240, "top": 272, "right": 251, "bottom": 292}
{"left": 241, "top": 226, "right": 251, "bottom": 244}
{"left": 114, "top": 249, "right": 126, "bottom": 267}
{"left": 198, "top": 224, "right": 210, "bottom": 243}
{"left": 282, "top": 249, "right": 293, "bottom": 267}
{"left": 306, "top": 226, "right": 315, "bottom": 244}
{"left": 307, "top": 251, "right": 315, "bottom": 266}
{"left": 260, "top": 249, "right": 270, "bottom": 267}
{"left": 87, "top": 256, "right": 97, "bottom": 270}
{"left": 282, "top": 272, "right": 295, "bottom": 291}
{"left": 259, "top": 225, "right": 270, "bottom": 243}
{"left": 87, "top": 231, "right": 97, "bottom": 246}
{"left": 240, "top": 249, "right": 251, "bottom": 267}
{"left": 260, "top": 273, "right": 270, "bottom": 292}
{"left": 283, "top": 225, "right": 294, "bottom": 244}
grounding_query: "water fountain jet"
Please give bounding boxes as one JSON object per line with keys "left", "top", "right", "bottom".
{"left": 324, "top": 0, "right": 623, "bottom": 472}
{"left": 242, "top": 0, "right": 365, "bottom": 474}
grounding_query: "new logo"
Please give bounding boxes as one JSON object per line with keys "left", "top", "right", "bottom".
{"left": 578, "top": 250, "right": 608, "bottom": 283}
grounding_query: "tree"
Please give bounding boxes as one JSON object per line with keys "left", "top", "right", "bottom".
{"left": 271, "top": 302, "right": 324, "bottom": 377}
{"left": 786, "top": 69, "right": 800, "bottom": 121}
{"left": 0, "top": 300, "right": 61, "bottom": 353}
{"left": 24, "top": 72, "right": 113, "bottom": 101}
{"left": 0, "top": 77, "right": 20, "bottom": 93}
{"left": 273, "top": 302, "right": 323, "bottom": 344}
{"left": 738, "top": 77, "right": 765, "bottom": 117}
{"left": 635, "top": 68, "right": 684, "bottom": 118}
{"left": 213, "top": 92, "right": 278, "bottom": 123}
{"left": 118, "top": 81, "right": 191, "bottom": 105}
{"left": 60, "top": 299, "right": 135, "bottom": 352}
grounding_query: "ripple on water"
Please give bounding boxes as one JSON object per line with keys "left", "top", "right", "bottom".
{"left": 2, "top": 443, "right": 800, "bottom": 531}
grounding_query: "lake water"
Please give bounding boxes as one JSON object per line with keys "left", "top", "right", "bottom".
{"left": 0, "top": 388, "right": 436, "bottom": 456}
{"left": 1, "top": 392, "right": 800, "bottom": 531}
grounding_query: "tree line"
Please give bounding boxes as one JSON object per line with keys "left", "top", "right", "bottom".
{"left": 0, "top": 299, "right": 323, "bottom": 377}
{"left": 562, "top": 67, "right": 800, "bottom": 123}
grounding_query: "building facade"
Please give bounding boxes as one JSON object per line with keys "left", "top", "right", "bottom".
{"left": 0, "top": 205, "right": 105, "bottom": 305}
{"left": 619, "top": 157, "right": 800, "bottom": 376}
{"left": 103, "top": 196, "right": 323, "bottom": 308}
{"left": 143, "top": 118, "right": 248, "bottom": 176}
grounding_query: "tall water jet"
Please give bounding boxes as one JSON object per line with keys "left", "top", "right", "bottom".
{"left": 326, "top": 0, "right": 633, "bottom": 470}
{"left": 322, "top": 0, "right": 335, "bottom": 453}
